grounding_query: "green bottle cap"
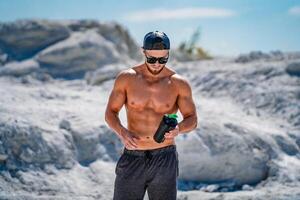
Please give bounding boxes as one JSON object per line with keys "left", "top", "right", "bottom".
{"left": 166, "top": 114, "right": 178, "bottom": 119}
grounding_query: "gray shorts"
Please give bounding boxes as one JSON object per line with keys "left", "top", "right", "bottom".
{"left": 113, "top": 145, "right": 179, "bottom": 200}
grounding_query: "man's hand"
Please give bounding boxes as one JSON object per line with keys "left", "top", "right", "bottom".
{"left": 164, "top": 125, "right": 180, "bottom": 139}
{"left": 120, "top": 129, "right": 141, "bottom": 149}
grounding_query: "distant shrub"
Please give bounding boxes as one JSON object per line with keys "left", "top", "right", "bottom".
{"left": 177, "top": 27, "right": 212, "bottom": 60}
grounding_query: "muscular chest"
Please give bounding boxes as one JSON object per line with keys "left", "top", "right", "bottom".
{"left": 126, "top": 77, "right": 178, "bottom": 113}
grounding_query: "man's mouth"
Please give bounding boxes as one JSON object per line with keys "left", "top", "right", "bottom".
{"left": 151, "top": 65, "right": 160, "bottom": 68}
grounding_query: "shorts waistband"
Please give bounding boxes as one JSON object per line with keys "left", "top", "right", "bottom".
{"left": 123, "top": 145, "right": 176, "bottom": 156}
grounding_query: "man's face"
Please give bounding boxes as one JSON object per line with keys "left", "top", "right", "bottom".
{"left": 143, "top": 49, "right": 169, "bottom": 75}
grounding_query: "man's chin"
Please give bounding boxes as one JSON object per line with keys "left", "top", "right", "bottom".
{"left": 146, "top": 65, "right": 164, "bottom": 75}
{"left": 149, "top": 70, "right": 161, "bottom": 75}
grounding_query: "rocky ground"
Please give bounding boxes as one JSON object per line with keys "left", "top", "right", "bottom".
{"left": 0, "top": 19, "right": 300, "bottom": 199}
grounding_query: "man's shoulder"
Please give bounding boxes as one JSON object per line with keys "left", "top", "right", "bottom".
{"left": 112, "top": 69, "right": 135, "bottom": 90}
{"left": 169, "top": 73, "right": 192, "bottom": 95}
{"left": 115, "top": 68, "right": 137, "bottom": 81}
{"left": 170, "top": 73, "right": 190, "bottom": 86}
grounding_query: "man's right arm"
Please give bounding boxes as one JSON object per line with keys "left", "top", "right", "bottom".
{"left": 105, "top": 70, "right": 139, "bottom": 149}
{"left": 105, "top": 70, "right": 128, "bottom": 137}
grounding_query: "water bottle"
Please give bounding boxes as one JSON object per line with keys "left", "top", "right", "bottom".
{"left": 153, "top": 114, "right": 178, "bottom": 143}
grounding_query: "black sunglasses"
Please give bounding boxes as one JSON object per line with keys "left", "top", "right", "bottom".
{"left": 144, "top": 53, "right": 169, "bottom": 64}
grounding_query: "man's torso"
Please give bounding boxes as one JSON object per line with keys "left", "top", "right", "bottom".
{"left": 124, "top": 64, "right": 180, "bottom": 149}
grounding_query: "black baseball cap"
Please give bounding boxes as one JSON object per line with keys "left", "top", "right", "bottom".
{"left": 142, "top": 31, "right": 170, "bottom": 50}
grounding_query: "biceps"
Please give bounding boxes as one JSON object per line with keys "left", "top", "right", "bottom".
{"left": 107, "top": 89, "right": 126, "bottom": 113}
{"left": 177, "top": 95, "right": 196, "bottom": 118}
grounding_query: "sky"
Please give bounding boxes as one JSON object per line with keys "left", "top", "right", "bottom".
{"left": 0, "top": 0, "right": 299, "bottom": 56}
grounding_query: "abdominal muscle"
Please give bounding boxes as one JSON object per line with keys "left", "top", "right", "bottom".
{"left": 125, "top": 107, "right": 177, "bottom": 150}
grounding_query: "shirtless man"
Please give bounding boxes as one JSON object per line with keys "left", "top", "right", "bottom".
{"left": 105, "top": 31, "right": 197, "bottom": 200}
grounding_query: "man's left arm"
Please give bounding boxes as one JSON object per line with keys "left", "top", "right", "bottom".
{"left": 164, "top": 77, "right": 198, "bottom": 139}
